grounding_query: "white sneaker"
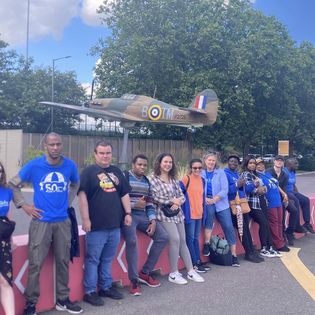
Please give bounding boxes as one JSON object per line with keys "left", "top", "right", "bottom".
{"left": 187, "top": 270, "right": 205, "bottom": 283}
{"left": 269, "top": 246, "right": 282, "bottom": 258}
{"left": 168, "top": 272, "right": 188, "bottom": 285}
{"left": 260, "top": 246, "right": 274, "bottom": 258}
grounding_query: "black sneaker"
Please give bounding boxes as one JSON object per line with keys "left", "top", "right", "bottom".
{"left": 83, "top": 291, "right": 104, "bottom": 306}
{"left": 285, "top": 232, "right": 295, "bottom": 246}
{"left": 303, "top": 222, "right": 315, "bottom": 234}
{"left": 99, "top": 286, "right": 123, "bottom": 300}
{"left": 245, "top": 252, "right": 264, "bottom": 263}
{"left": 232, "top": 256, "right": 240, "bottom": 267}
{"left": 55, "top": 298, "right": 83, "bottom": 314}
{"left": 194, "top": 264, "right": 207, "bottom": 273}
{"left": 295, "top": 225, "right": 308, "bottom": 234}
{"left": 23, "top": 302, "right": 36, "bottom": 315}
{"left": 200, "top": 261, "right": 211, "bottom": 271}
{"left": 277, "top": 245, "right": 290, "bottom": 252}
{"left": 202, "top": 243, "right": 210, "bottom": 256}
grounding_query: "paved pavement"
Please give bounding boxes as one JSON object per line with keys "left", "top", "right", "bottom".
{"left": 41, "top": 235, "right": 315, "bottom": 315}
{"left": 12, "top": 173, "right": 315, "bottom": 314}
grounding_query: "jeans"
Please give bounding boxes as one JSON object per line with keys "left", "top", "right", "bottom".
{"left": 185, "top": 219, "right": 202, "bottom": 265}
{"left": 206, "top": 204, "right": 236, "bottom": 245}
{"left": 84, "top": 228, "right": 120, "bottom": 293}
{"left": 121, "top": 211, "right": 168, "bottom": 281}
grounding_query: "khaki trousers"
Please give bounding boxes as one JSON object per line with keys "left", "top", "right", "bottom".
{"left": 25, "top": 218, "right": 71, "bottom": 303}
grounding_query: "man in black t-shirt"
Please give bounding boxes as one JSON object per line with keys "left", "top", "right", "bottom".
{"left": 78, "top": 141, "right": 132, "bottom": 307}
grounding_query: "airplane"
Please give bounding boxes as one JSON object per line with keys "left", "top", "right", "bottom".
{"left": 40, "top": 89, "right": 218, "bottom": 165}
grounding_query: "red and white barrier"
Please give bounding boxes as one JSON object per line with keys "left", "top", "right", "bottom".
{"left": 2, "top": 197, "right": 314, "bottom": 315}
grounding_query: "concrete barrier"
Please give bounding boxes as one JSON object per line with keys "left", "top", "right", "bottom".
{"left": 2, "top": 197, "right": 314, "bottom": 315}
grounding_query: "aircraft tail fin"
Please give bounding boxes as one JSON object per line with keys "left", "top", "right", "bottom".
{"left": 185, "top": 89, "right": 218, "bottom": 125}
{"left": 189, "top": 89, "right": 218, "bottom": 113}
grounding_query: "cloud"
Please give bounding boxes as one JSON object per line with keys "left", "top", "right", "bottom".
{"left": 0, "top": 0, "right": 79, "bottom": 46}
{"left": 80, "top": 0, "right": 105, "bottom": 26}
{"left": 0, "top": 0, "right": 110, "bottom": 47}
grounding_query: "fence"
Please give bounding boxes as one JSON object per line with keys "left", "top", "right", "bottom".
{"left": 22, "top": 133, "right": 205, "bottom": 171}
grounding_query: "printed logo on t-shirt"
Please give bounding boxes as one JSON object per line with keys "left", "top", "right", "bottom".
{"left": 268, "top": 177, "right": 278, "bottom": 189}
{"left": 0, "top": 200, "right": 9, "bottom": 208}
{"left": 97, "top": 172, "right": 119, "bottom": 193}
{"left": 39, "top": 172, "right": 68, "bottom": 193}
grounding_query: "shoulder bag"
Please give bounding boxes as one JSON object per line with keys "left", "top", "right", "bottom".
{"left": 230, "top": 191, "right": 251, "bottom": 215}
{"left": 160, "top": 179, "right": 181, "bottom": 217}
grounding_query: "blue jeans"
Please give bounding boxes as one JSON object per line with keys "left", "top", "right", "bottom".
{"left": 205, "top": 204, "right": 236, "bottom": 245}
{"left": 185, "top": 219, "right": 202, "bottom": 266}
{"left": 84, "top": 228, "right": 120, "bottom": 293}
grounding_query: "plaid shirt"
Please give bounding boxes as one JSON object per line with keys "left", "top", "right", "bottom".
{"left": 241, "top": 171, "right": 266, "bottom": 210}
{"left": 149, "top": 175, "right": 185, "bottom": 223}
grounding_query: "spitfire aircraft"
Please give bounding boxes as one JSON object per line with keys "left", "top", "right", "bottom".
{"left": 40, "top": 89, "right": 218, "bottom": 128}
{"left": 40, "top": 89, "right": 218, "bottom": 165}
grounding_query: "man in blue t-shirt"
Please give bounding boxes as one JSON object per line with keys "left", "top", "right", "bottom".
{"left": 284, "top": 158, "right": 315, "bottom": 234}
{"left": 9, "top": 133, "right": 82, "bottom": 315}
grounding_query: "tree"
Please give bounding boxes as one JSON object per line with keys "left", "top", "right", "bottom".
{"left": 94, "top": 0, "right": 315, "bottom": 154}
{"left": 0, "top": 39, "right": 86, "bottom": 133}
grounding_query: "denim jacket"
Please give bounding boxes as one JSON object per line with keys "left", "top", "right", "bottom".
{"left": 201, "top": 168, "right": 229, "bottom": 212}
{"left": 179, "top": 177, "right": 206, "bottom": 224}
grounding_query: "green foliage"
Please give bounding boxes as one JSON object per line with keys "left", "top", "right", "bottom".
{"left": 0, "top": 39, "right": 87, "bottom": 134}
{"left": 84, "top": 152, "right": 96, "bottom": 166}
{"left": 24, "top": 146, "right": 44, "bottom": 165}
{"left": 298, "top": 157, "right": 315, "bottom": 171}
{"left": 93, "top": 0, "right": 315, "bottom": 154}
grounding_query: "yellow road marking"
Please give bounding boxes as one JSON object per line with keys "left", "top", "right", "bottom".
{"left": 280, "top": 247, "right": 315, "bottom": 301}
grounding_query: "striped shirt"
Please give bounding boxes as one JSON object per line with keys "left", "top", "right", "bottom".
{"left": 149, "top": 175, "right": 185, "bottom": 223}
{"left": 127, "top": 171, "right": 156, "bottom": 221}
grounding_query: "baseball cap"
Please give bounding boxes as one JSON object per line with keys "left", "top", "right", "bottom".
{"left": 274, "top": 155, "right": 284, "bottom": 161}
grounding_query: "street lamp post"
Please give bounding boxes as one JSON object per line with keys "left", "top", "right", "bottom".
{"left": 51, "top": 55, "right": 71, "bottom": 131}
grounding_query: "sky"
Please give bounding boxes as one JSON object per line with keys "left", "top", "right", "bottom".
{"left": 1, "top": 0, "right": 315, "bottom": 88}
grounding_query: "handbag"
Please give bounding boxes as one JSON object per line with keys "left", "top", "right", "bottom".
{"left": 161, "top": 204, "right": 180, "bottom": 217}
{"left": 0, "top": 216, "right": 16, "bottom": 240}
{"left": 160, "top": 179, "right": 181, "bottom": 217}
{"left": 209, "top": 235, "right": 232, "bottom": 266}
{"left": 230, "top": 191, "right": 251, "bottom": 215}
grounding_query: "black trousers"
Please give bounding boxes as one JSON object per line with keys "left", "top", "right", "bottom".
{"left": 232, "top": 212, "right": 255, "bottom": 255}
{"left": 288, "top": 191, "right": 311, "bottom": 224}
{"left": 253, "top": 196, "right": 273, "bottom": 248}
{"left": 283, "top": 199, "right": 299, "bottom": 234}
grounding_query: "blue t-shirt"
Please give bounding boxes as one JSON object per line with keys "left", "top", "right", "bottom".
{"left": 283, "top": 168, "right": 295, "bottom": 192}
{"left": 259, "top": 172, "right": 282, "bottom": 208}
{"left": 224, "top": 168, "right": 246, "bottom": 200}
{"left": 206, "top": 171, "right": 214, "bottom": 196}
{"left": 0, "top": 187, "right": 13, "bottom": 217}
{"left": 19, "top": 155, "right": 79, "bottom": 222}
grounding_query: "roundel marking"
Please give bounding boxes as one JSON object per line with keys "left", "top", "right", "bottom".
{"left": 148, "top": 104, "right": 162, "bottom": 121}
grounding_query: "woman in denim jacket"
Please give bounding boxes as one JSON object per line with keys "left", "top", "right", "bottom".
{"left": 201, "top": 152, "right": 239, "bottom": 267}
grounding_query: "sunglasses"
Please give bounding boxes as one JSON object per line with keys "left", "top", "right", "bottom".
{"left": 192, "top": 167, "right": 202, "bottom": 170}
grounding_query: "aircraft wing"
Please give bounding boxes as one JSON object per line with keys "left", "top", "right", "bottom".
{"left": 39, "top": 102, "right": 143, "bottom": 122}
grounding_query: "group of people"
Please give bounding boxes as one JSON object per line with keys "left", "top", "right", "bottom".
{"left": 0, "top": 132, "right": 314, "bottom": 315}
